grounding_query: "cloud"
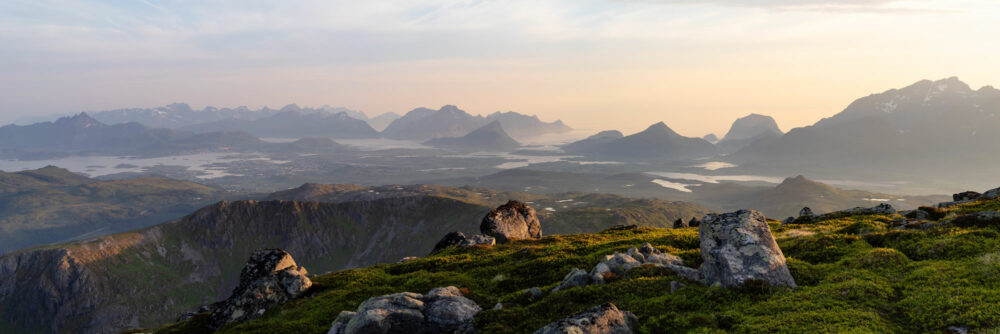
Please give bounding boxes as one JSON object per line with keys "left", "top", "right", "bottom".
{"left": 626, "top": 0, "right": 945, "bottom": 12}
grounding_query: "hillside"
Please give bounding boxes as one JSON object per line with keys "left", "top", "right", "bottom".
{"left": 424, "top": 121, "right": 522, "bottom": 152}
{"left": 158, "top": 194, "right": 1000, "bottom": 333}
{"left": 381, "top": 105, "right": 570, "bottom": 141}
{"left": 0, "top": 186, "right": 708, "bottom": 333}
{"left": 0, "top": 166, "right": 233, "bottom": 253}
{"left": 563, "top": 122, "right": 716, "bottom": 161}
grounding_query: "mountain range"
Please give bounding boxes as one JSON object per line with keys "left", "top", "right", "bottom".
{"left": 180, "top": 109, "right": 379, "bottom": 139}
{"left": 382, "top": 105, "right": 571, "bottom": 141}
{"left": 715, "top": 113, "right": 783, "bottom": 153}
{"left": 562, "top": 122, "right": 716, "bottom": 161}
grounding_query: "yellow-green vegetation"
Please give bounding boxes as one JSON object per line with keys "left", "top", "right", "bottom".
{"left": 158, "top": 199, "right": 1000, "bottom": 333}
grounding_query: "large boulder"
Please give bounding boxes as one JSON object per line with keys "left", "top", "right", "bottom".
{"left": 799, "top": 207, "right": 814, "bottom": 217}
{"left": 208, "top": 249, "right": 312, "bottom": 329}
{"left": 328, "top": 286, "right": 481, "bottom": 334}
{"left": 699, "top": 210, "right": 797, "bottom": 288}
{"left": 533, "top": 303, "right": 638, "bottom": 334}
{"left": 480, "top": 200, "right": 542, "bottom": 243}
{"left": 984, "top": 187, "right": 1000, "bottom": 200}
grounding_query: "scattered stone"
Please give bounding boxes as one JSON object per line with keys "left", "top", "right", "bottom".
{"left": 699, "top": 210, "right": 797, "bottom": 289}
{"left": 480, "top": 200, "right": 542, "bottom": 243}
{"left": 553, "top": 268, "right": 590, "bottom": 292}
{"left": 842, "top": 203, "right": 896, "bottom": 215}
{"left": 799, "top": 207, "right": 814, "bottom": 217}
{"left": 430, "top": 232, "right": 496, "bottom": 254}
{"left": 493, "top": 303, "right": 503, "bottom": 310}
{"left": 207, "top": 249, "right": 313, "bottom": 329}
{"left": 946, "top": 326, "right": 969, "bottom": 334}
{"left": 328, "top": 286, "right": 481, "bottom": 334}
{"left": 950, "top": 211, "right": 1000, "bottom": 228}
{"left": 904, "top": 210, "right": 930, "bottom": 220}
{"left": 673, "top": 218, "right": 687, "bottom": 228}
{"left": 937, "top": 199, "right": 975, "bottom": 208}
{"left": 953, "top": 191, "right": 982, "bottom": 202}
{"left": 523, "top": 287, "right": 544, "bottom": 299}
{"left": 688, "top": 217, "right": 701, "bottom": 227}
{"left": 670, "top": 281, "right": 686, "bottom": 293}
{"left": 554, "top": 243, "right": 694, "bottom": 292}
{"left": 533, "top": 303, "right": 638, "bottom": 334}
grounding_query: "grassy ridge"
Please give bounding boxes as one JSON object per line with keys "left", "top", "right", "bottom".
{"left": 160, "top": 200, "right": 1000, "bottom": 333}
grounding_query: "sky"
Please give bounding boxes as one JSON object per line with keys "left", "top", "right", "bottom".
{"left": 1, "top": 0, "right": 999, "bottom": 137}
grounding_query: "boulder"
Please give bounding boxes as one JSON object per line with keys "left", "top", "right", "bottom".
{"left": 533, "top": 303, "right": 638, "bottom": 334}
{"left": 842, "top": 203, "right": 896, "bottom": 215}
{"left": 555, "top": 243, "right": 693, "bottom": 291}
{"left": 699, "top": 210, "right": 797, "bottom": 288}
{"left": 480, "top": 200, "right": 542, "bottom": 243}
{"left": 552, "top": 268, "right": 590, "bottom": 292}
{"left": 688, "top": 217, "right": 701, "bottom": 227}
{"left": 208, "top": 249, "right": 312, "bottom": 329}
{"left": 670, "top": 281, "right": 686, "bottom": 293}
{"left": 953, "top": 191, "right": 982, "bottom": 202}
{"left": 673, "top": 218, "right": 687, "bottom": 228}
{"left": 430, "top": 232, "right": 496, "bottom": 254}
{"left": 984, "top": 187, "right": 1000, "bottom": 200}
{"left": 781, "top": 217, "right": 795, "bottom": 225}
{"left": 799, "top": 207, "right": 814, "bottom": 217}
{"left": 328, "top": 286, "right": 481, "bottom": 334}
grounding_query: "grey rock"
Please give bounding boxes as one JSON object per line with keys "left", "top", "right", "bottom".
{"left": 553, "top": 268, "right": 590, "bottom": 292}
{"left": 480, "top": 200, "right": 542, "bottom": 243}
{"left": 953, "top": 191, "right": 982, "bottom": 202}
{"left": 431, "top": 232, "right": 496, "bottom": 254}
{"left": 984, "top": 187, "right": 1000, "bottom": 199}
{"left": 533, "top": 303, "right": 638, "bottom": 334}
{"left": 699, "top": 210, "right": 797, "bottom": 288}
{"left": 842, "top": 203, "right": 896, "bottom": 215}
{"left": 688, "top": 217, "right": 701, "bottom": 227}
{"left": 799, "top": 207, "right": 814, "bottom": 217}
{"left": 937, "top": 199, "right": 975, "bottom": 208}
{"left": 663, "top": 264, "right": 701, "bottom": 282}
{"left": 782, "top": 217, "right": 795, "bottom": 225}
{"left": 673, "top": 218, "right": 687, "bottom": 228}
{"left": 524, "top": 287, "right": 544, "bottom": 299}
{"left": 946, "top": 326, "right": 969, "bottom": 334}
{"left": 904, "top": 210, "right": 929, "bottom": 220}
{"left": 208, "top": 249, "right": 313, "bottom": 329}
{"left": 329, "top": 286, "right": 481, "bottom": 334}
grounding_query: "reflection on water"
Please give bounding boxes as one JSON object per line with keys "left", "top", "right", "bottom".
{"left": 690, "top": 161, "right": 737, "bottom": 170}
{"left": 647, "top": 172, "right": 786, "bottom": 184}
{"left": 651, "top": 179, "right": 699, "bottom": 192}
{"left": 0, "top": 152, "right": 289, "bottom": 179}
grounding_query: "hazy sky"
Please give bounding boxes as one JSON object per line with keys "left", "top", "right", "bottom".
{"left": 1, "top": 0, "right": 998, "bottom": 136}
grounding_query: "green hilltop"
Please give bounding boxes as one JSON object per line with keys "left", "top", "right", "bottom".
{"left": 158, "top": 197, "right": 1000, "bottom": 333}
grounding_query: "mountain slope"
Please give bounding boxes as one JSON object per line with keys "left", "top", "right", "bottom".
{"left": 563, "top": 122, "right": 717, "bottom": 161}
{"left": 485, "top": 111, "right": 571, "bottom": 138}
{"left": 89, "top": 103, "right": 363, "bottom": 129}
{"left": 0, "top": 185, "right": 709, "bottom": 333}
{"left": 381, "top": 105, "right": 570, "bottom": 141}
{"left": 0, "top": 167, "right": 233, "bottom": 254}
{"left": 424, "top": 121, "right": 522, "bottom": 152}
{"left": 160, "top": 196, "right": 1000, "bottom": 333}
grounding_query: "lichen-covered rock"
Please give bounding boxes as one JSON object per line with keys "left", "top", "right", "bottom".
{"left": 328, "top": 286, "right": 481, "bottom": 334}
{"left": 430, "top": 232, "right": 496, "bottom": 254}
{"left": 953, "top": 191, "right": 982, "bottom": 201}
{"left": 984, "top": 187, "right": 1000, "bottom": 200}
{"left": 699, "top": 210, "right": 797, "bottom": 288}
{"left": 480, "top": 200, "right": 542, "bottom": 243}
{"left": 555, "top": 243, "right": 693, "bottom": 291}
{"left": 552, "top": 268, "right": 590, "bottom": 292}
{"left": 533, "top": 303, "right": 638, "bottom": 334}
{"left": 208, "top": 249, "right": 312, "bottom": 329}
{"left": 782, "top": 216, "right": 795, "bottom": 225}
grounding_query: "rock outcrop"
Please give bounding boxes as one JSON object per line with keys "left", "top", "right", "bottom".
{"left": 953, "top": 191, "right": 982, "bottom": 202}
{"left": 328, "top": 286, "right": 482, "bottom": 334}
{"left": 699, "top": 210, "right": 797, "bottom": 288}
{"left": 430, "top": 232, "right": 496, "bottom": 254}
{"left": 480, "top": 200, "right": 542, "bottom": 243}
{"left": 842, "top": 203, "right": 896, "bottom": 215}
{"left": 799, "top": 207, "right": 814, "bottom": 217}
{"left": 553, "top": 243, "right": 695, "bottom": 292}
{"left": 208, "top": 249, "right": 312, "bottom": 329}
{"left": 533, "top": 303, "right": 638, "bottom": 334}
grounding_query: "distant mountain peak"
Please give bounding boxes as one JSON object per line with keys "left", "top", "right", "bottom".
{"left": 55, "top": 113, "right": 105, "bottom": 128}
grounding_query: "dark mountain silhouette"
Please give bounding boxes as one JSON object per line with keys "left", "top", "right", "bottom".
{"left": 563, "top": 122, "right": 716, "bottom": 161}
{"left": 702, "top": 133, "right": 719, "bottom": 143}
{"left": 484, "top": 112, "right": 571, "bottom": 138}
{"left": 562, "top": 130, "right": 624, "bottom": 154}
{"left": 716, "top": 114, "right": 783, "bottom": 153}
{"left": 424, "top": 121, "right": 521, "bottom": 152}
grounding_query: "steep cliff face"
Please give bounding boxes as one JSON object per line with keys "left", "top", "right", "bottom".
{"left": 0, "top": 196, "right": 490, "bottom": 334}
